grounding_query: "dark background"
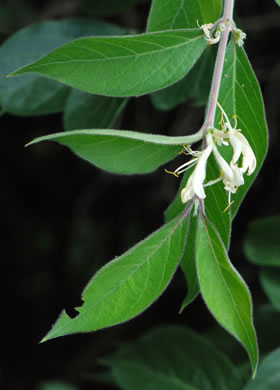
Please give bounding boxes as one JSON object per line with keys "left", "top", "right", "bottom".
{"left": 1, "top": 0, "right": 280, "bottom": 389}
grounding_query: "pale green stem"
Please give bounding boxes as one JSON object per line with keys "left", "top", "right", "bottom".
{"left": 204, "top": 0, "right": 235, "bottom": 128}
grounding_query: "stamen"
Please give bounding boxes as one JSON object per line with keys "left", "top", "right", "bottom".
{"left": 223, "top": 200, "right": 234, "bottom": 213}
{"left": 204, "top": 176, "right": 223, "bottom": 187}
{"left": 183, "top": 144, "right": 201, "bottom": 156}
{"left": 212, "top": 93, "right": 232, "bottom": 127}
{"left": 178, "top": 145, "right": 186, "bottom": 155}
{"left": 174, "top": 160, "right": 198, "bottom": 175}
{"left": 164, "top": 169, "right": 179, "bottom": 178}
{"left": 232, "top": 114, "right": 238, "bottom": 129}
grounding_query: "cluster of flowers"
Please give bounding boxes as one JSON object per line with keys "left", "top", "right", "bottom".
{"left": 200, "top": 22, "right": 246, "bottom": 47}
{"left": 170, "top": 101, "right": 256, "bottom": 213}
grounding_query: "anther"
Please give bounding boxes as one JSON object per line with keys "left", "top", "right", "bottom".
{"left": 223, "top": 200, "right": 234, "bottom": 213}
{"left": 164, "top": 169, "right": 179, "bottom": 178}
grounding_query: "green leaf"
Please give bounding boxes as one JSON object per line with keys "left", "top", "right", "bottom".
{"left": 63, "top": 89, "right": 128, "bottom": 131}
{"left": 79, "top": 0, "right": 146, "bottom": 17}
{"left": 104, "top": 325, "right": 242, "bottom": 390}
{"left": 196, "top": 216, "right": 258, "bottom": 377}
{"left": 147, "top": 0, "right": 222, "bottom": 32}
{"left": 147, "top": 0, "right": 221, "bottom": 111}
{"left": 244, "top": 347, "right": 280, "bottom": 390}
{"left": 166, "top": 40, "right": 268, "bottom": 245}
{"left": 10, "top": 29, "right": 207, "bottom": 97}
{"left": 164, "top": 175, "right": 200, "bottom": 310}
{"left": 179, "top": 214, "right": 200, "bottom": 311}
{"left": 274, "top": 0, "right": 280, "bottom": 6}
{"left": 41, "top": 215, "right": 188, "bottom": 342}
{"left": 164, "top": 159, "right": 231, "bottom": 249}
{"left": 213, "top": 40, "right": 268, "bottom": 219}
{"left": 165, "top": 202, "right": 199, "bottom": 310}
{"left": 244, "top": 216, "right": 280, "bottom": 266}
{"left": 27, "top": 129, "right": 204, "bottom": 175}
{"left": 151, "top": 46, "right": 216, "bottom": 111}
{"left": 259, "top": 268, "right": 280, "bottom": 311}
{"left": 0, "top": 19, "right": 124, "bottom": 116}
{"left": 164, "top": 161, "right": 230, "bottom": 311}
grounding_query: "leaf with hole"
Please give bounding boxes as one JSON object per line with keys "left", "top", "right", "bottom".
{"left": 41, "top": 215, "right": 188, "bottom": 342}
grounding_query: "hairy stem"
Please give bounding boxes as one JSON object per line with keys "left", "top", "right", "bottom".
{"left": 205, "top": 0, "right": 235, "bottom": 128}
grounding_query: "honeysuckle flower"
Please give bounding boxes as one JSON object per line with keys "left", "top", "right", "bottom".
{"left": 228, "top": 129, "right": 256, "bottom": 175}
{"left": 199, "top": 22, "right": 225, "bottom": 45}
{"left": 165, "top": 97, "right": 256, "bottom": 214}
{"left": 212, "top": 143, "right": 244, "bottom": 195}
{"left": 180, "top": 133, "right": 213, "bottom": 204}
{"left": 233, "top": 28, "right": 247, "bottom": 47}
{"left": 215, "top": 99, "right": 257, "bottom": 176}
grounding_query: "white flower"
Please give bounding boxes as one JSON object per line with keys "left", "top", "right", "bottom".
{"left": 212, "top": 144, "right": 244, "bottom": 194}
{"left": 165, "top": 97, "right": 256, "bottom": 214}
{"left": 228, "top": 128, "right": 256, "bottom": 175}
{"left": 199, "top": 22, "right": 224, "bottom": 45}
{"left": 181, "top": 133, "right": 213, "bottom": 204}
{"left": 215, "top": 99, "right": 257, "bottom": 176}
{"left": 233, "top": 28, "right": 247, "bottom": 47}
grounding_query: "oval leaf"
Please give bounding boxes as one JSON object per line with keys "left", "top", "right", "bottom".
{"left": 27, "top": 129, "right": 204, "bottom": 175}
{"left": 196, "top": 216, "right": 258, "bottom": 377}
{"left": 147, "top": 0, "right": 222, "bottom": 111}
{"left": 147, "top": 0, "right": 222, "bottom": 32}
{"left": 0, "top": 19, "right": 124, "bottom": 115}
{"left": 213, "top": 40, "right": 268, "bottom": 219}
{"left": 41, "top": 215, "right": 188, "bottom": 342}
{"left": 10, "top": 29, "right": 207, "bottom": 97}
{"left": 179, "top": 214, "right": 200, "bottom": 311}
{"left": 105, "top": 325, "right": 242, "bottom": 390}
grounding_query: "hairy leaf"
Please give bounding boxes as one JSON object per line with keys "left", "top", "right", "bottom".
{"left": 196, "top": 216, "right": 258, "bottom": 376}
{"left": 147, "top": 0, "right": 222, "bottom": 32}
{"left": 179, "top": 214, "right": 200, "bottom": 311}
{"left": 147, "top": 0, "right": 221, "bottom": 110}
{"left": 213, "top": 40, "right": 268, "bottom": 219}
{"left": 104, "top": 325, "right": 242, "bottom": 390}
{"left": 27, "top": 129, "right": 204, "bottom": 175}
{"left": 10, "top": 29, "right": 207, "bottom": 97}
{"left": 42, "top": 215, "right": 188, "bottom": 341}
